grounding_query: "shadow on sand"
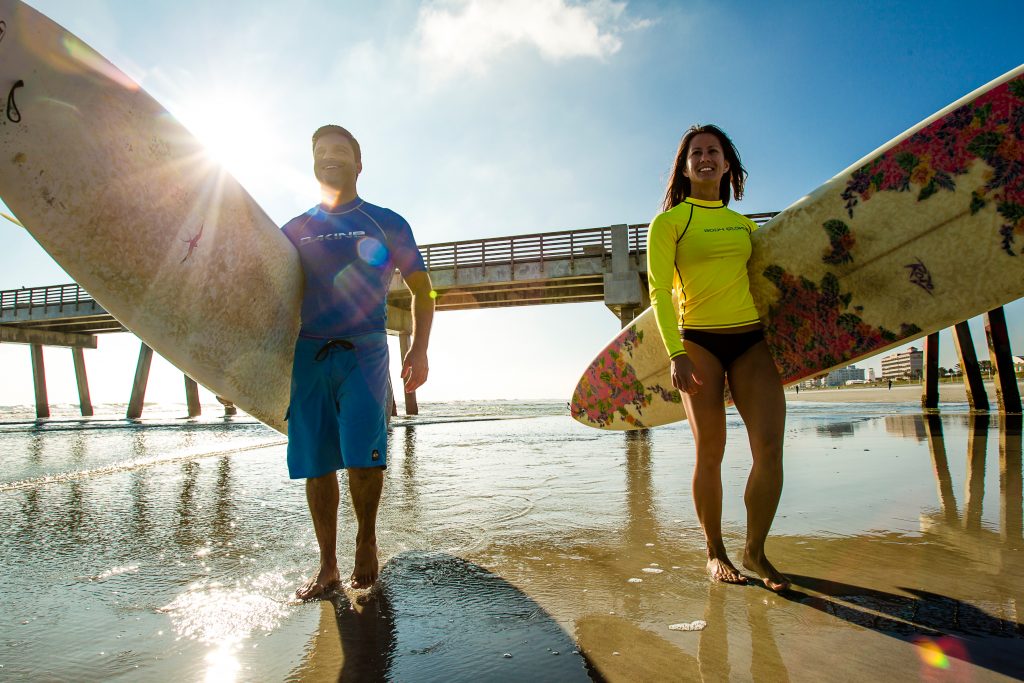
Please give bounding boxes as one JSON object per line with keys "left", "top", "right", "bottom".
{"left": 291, "top": 550, "right": 595, "bottom": 682}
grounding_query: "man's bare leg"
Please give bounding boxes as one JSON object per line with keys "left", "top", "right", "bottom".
{"left": 296, "top": 471, "right": 342, "bottom": 600}
{"left": 348, "top": 467, "right": 383, "bottom": 589}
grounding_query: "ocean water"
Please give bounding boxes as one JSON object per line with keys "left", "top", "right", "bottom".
{"left": 1, "top": 400, "right": 1022, "bottom": 681}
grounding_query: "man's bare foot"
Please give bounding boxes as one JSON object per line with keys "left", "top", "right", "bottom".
{"left": 296, "top": 564, "right": 341, "bottom": 601}
{"left": 742, "top": 550, "right": 790, "bottom": 592}
{"left": 350, "top": 542, "right": 379, "bottom": 589}
{"left": 707, "top": 556, "right": 747, "bottom": 585}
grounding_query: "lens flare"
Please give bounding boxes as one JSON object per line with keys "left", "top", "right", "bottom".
{"left": 60, "top": 34, "right": 139, "bottom": 90}
{"left": 914, "top": 637, "right": 950, "bottom": 669}
{"left": 357, "top": 237, "right": 388, "bottom": 267}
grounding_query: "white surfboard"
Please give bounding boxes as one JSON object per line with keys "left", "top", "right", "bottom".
{"left": 0, "top": 0, "right": 302, "bottom": 432}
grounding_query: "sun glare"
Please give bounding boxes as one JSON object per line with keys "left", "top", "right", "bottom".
{"left": 174, "top": 93, "right": 277, "bottom": 191}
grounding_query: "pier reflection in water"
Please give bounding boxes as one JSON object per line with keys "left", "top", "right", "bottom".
{"left": 0, "top": 405, "right": 1022, "bottom": 680}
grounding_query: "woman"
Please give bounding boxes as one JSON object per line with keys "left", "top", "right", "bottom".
{"left": 647, "top": 124, "right": 788, "bottom": 592}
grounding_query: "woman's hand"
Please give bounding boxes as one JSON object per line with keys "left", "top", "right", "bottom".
{"left": 671, "top": 354, "right": 703, "bottom": 395}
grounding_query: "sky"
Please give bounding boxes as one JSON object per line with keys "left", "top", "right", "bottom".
{"left": 1, "top": 0, "right": 1023, "bottom": 408}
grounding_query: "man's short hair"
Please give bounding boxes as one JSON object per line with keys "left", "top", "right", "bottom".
{"left": 312, "top": 125, "right": 361, "bottom": 164}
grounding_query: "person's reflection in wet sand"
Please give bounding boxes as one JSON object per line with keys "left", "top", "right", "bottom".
{"left": 296, "top": 589, "right": 396, "bottom": 681}
{"left": 744, "top": 589, "right": 790, "bottom": 682}
{"left": 698, "top": 582, "right": 790, "bottom": 682}
{"left": 698, "top": 585, "right": 730, "bottom": 683}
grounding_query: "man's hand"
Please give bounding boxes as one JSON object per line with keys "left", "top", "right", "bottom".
{"left": 401, "top": 347, "right": 429, "bottom": 392}
{"left": 671, "top": 354, "right": 703, "bottom": 395}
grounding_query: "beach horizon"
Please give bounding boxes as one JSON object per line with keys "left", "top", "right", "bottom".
{"left": 787, "top": 378, "right": 1024, "bottom": 405}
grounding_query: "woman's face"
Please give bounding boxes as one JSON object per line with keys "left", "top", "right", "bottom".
{"left": 683, "top": 132, "right": 730, "bottom": 187}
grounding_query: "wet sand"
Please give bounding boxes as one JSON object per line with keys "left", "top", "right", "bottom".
{"left": 788, "top": 379, "right": 1024, "bottom": 404}
{"left": 1, "top": 404, "right": 1023, "bottom": 681}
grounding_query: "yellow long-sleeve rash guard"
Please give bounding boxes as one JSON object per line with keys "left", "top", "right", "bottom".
{"left": 646, "top": 197, "right": 761, "bottom": 359}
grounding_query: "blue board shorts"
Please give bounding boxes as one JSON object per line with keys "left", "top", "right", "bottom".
{"left": 286, "top": 333, "right": 390, "bottom": 479}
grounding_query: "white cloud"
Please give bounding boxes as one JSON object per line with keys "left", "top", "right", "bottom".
{"left": 414, "top": 0, "right": 638, "bottom": 84}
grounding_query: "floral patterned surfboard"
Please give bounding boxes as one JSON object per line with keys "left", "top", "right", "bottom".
{"left": 571, "top": 64, "right": 1024, "bottom": 430}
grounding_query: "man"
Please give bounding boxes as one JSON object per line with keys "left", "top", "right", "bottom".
{"left": 282, "top": 125, "right": 433, "bottom": 599}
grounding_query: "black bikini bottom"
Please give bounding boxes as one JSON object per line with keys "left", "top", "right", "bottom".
{"left": 682, "top": 328, "right": 765, "bottom": 370}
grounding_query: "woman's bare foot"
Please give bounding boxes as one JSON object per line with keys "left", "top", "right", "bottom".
{"left": 742, "top": 550, "right": 790, "bottom": 592}
{"left": 350, "top": 542, "right": 379, "bottom": 589}
{"left": 296, "top": 564, "right": 341, "bottom": 601}
{"left": 707, "top": 555, "right": 747, "bottom": 585}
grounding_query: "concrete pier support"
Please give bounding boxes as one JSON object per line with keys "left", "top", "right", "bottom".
{"left": 30, "top": 344, "right": 49, "bottom": 419}
{"left": 72, "top": 347, "right": 93, "bottom": 417}
{"left": 215, "top": 396, "right": 237, "bottom": 416}
{"left": 985, "top": 307, "right": 1022, "bottom": 414}
{"left": 921, "top": 332, "right": 940, "bottom": 410}
{"left": 127, "top": 343, "right": 154, "bottom": 419}
{"left": 398, "top": 333, "right": 418, "bottom": 416}
{"left": 184, "top": 376, "right": 201, "bottom": 417}
{"left": 603, "top": 224, "right": 648, "bottom": 328}
{"left": 953, "top": 321, "right": 989, "bottom": 412}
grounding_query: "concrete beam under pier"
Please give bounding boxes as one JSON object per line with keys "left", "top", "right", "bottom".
{"left": 0, "top": 324, "right": 97, "bottom": 348}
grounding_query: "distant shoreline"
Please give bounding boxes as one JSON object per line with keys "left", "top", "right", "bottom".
{"left": 787, "top": 379, "right": 1024, "bottom": 404}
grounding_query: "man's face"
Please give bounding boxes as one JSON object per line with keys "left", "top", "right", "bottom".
{"left": 313, "top": 133, "right": 361, "bottom": 191}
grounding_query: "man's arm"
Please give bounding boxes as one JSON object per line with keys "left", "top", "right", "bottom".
{"left": 401, "top": 270, "right": 434, "bottom": 392}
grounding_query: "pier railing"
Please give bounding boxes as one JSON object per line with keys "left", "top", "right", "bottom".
{"left": 0, "top": 283, "right": 95, "bottom": 314}
{"left": 0, "top": 213, "right": 779, "bottom": 312}
{"left": 419, "top": 213, "right": 777, "bottom": 271}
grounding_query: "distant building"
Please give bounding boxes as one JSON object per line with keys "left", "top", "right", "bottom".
{"left": 881, "top": 347, "right": 923, "bottom": 379}
{"left": 1014, "top": 355, "right": 1024, "bottom": 376}
{"left": 867, "top": 367, "right": 877, "bottom": 382}
{"left": 825, "top": 365, "right": 865, "bottom": 387}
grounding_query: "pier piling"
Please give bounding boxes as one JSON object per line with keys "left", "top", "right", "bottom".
{"left": 953, "top": 321, "right": 989, "bottom": 412}
{"left": 184, "top": 376, "right": 201, "bottom": 417}
{"left": 127, "top": 343, "right": 153, "bottom": 419}
{"left": 399, "top": 332, "right": 418, "bottom": 416}
{"left": 72, "top": 347, "right": 93, "bottom": 417}
{"left": 985, "top": 307, "right": 1022, "bottom": 414}
{"left": 921, "top": 332, "right": 940, "bottom": 410}
{"left": 30, "top": 344, "right": 48, "bottom": 418}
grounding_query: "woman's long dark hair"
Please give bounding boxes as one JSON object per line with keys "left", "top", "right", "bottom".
{"left": 661, "top": 124, "right": 747, "bottom": 211}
